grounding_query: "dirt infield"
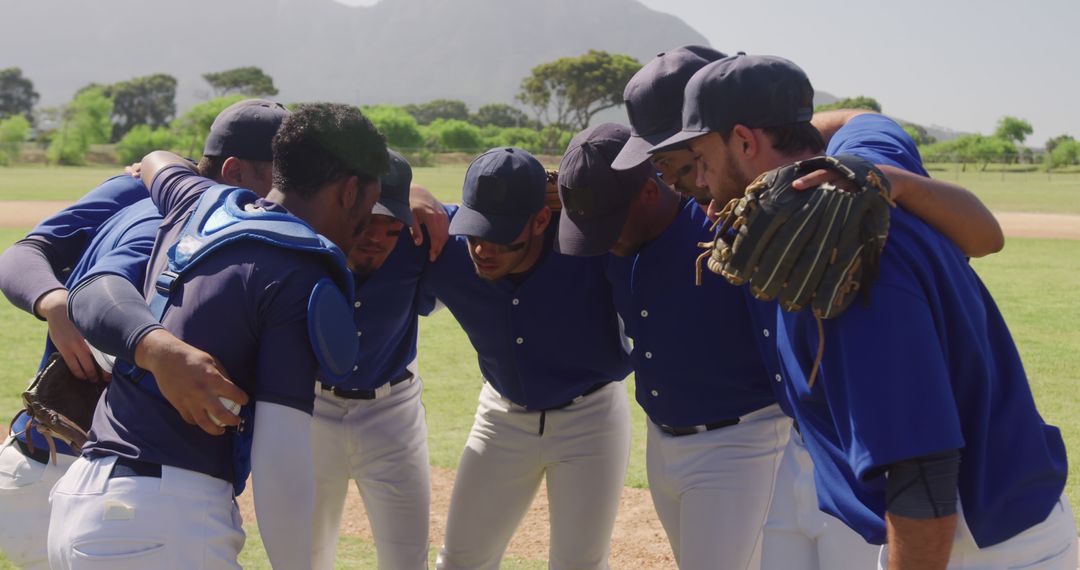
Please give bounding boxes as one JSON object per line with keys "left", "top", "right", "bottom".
{"left": 236, "top": 465, "right": 676, "bottom": 566}
{"left": 1, "top": 202, "right": 1077, "bottom": 241}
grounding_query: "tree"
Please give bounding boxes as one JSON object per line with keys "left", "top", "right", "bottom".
{"left": 902, "top": 122, "right": 936, "bottom": 146}
{"left": 423, "top": 119, "right": 484, "bottom": 152}
{"left": 106, "top": 73, "right": 178, "bottom": 141}
{"left": 920, "top": 134, "right": 1017, "bottom": 170}
{"left": 814, "top": 96, "right": 882, "bottom": 113}
{"left": 116, "top": 124, "right": 178, "bottom": 164}
{"left": 1048, "top": 139, "right": 1080, "bottom": 169}
{"left": 202, "top": 66, "right": 279, "bottom": 98}
{"left": 170, "top": 95, "right": 246, "bottom": 158}
{"left": 1045, "top": 134, "right": 1074, "bottom": 154}
{"left": 517, "top": 50, "right": 641, "bottom": 130}
{"left": 0, "top": 114, "right": 30, "bottom": 165}
{"left": 363, "top": 105, "right": 424, "bottom": 149}
{"left": 994, "top": 116, "right": 1033, "bottom": 145}
{"left": 48, "top": 87, "right": 114, "bottom": 165}
{"left": 0, "top": 67, "right": 39, "bottom": 123}
{"left": 471, "top": 103, "right": 531, "bottom": 128}
{"left": 403, "top": 99, "right": 470, "bottom": 125}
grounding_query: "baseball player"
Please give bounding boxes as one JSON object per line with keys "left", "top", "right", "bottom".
{"left": 311, "top": 150, "right": 444, "bottom": 570}
{"left": 48, "top": 102, "right": 388, "bottom": 569}
{"left": 558, "top": 121, "right": 789, "bottom": 569}
{"left": 609, "top": 48, "right": 1006, "bottom": 570}
{"left": 421, "top": 147, "right": 633, "bottom": 570}
{"left": 0, "top": 98, "right": 289, "bottom": 569}
{"left": 656, "top": 53, "right": 1075, "bottom": 569}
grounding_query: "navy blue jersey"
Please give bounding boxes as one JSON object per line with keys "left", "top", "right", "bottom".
{"left": 774, "top": 114, "right": 1067, "bottom": 547}
{"left": 605, "top": 199, "right": 774, "bottom": 426}
{"left": 83, "top": 168, "right": 333, "bottom": 485}
{"left": 420, "top": 206, "right": 631, "bottom": 409}
{"left": 340, "top": 232, "right": 430, "bottom": 390}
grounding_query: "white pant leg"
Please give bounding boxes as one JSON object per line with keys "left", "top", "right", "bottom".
{"left": 647, "top": 420, "right": 684, "bottom": 561}
{"left": 0, "top": 435, "right": 76, "bottom": 569}
{"left": 350, "top": 377, "right": 431, "bottom": 570}
{"left": 311, "top": 388, "right": 356, "bottom": 570}
{"left": 877, "top": 493, "right": 1079, "bottom": 570}
{"left": 646, "top": 405, "right": 789, "bottom": 570}
{"left": 763, "top": 429, "right": 878, "bottom": 570}
{"left": 436, "top": 382, "right": 547, "bottom": 570}
{"left": 47, "top": 455, "right": 244, "bottom": 570}
{"left": 543, "top": 381, "right": 631, "bottom": 570}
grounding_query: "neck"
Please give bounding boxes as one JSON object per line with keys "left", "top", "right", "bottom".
{"left": 268, "top": 187, "right": 326, "bottom": 233}
{"left": 642, "top": 188, "right": 682, "bottom": 245}
{"left": 510, "top": 228, "right": 548, "bottom": 275}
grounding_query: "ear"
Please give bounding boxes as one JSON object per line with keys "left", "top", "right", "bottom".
{"left": 638, "top": 176, "right": 660, "bottom": 204}
{"left": 339, "top": 175, "right": 359, "bottom": 210}
{"left": 532, "top": 206, "right": 552, "bottom": 236}
{"left": 730, "top": 124, "right": 759, "bottom": 159}
{"left": 219, "top": 157, "right": 244, "bottom": 186}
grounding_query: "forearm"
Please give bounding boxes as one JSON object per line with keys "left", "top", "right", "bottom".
{"left": 68, "top": 274, "right": 162, "bottom": 362}
{"left": 251, "top": 402, "right": 315, "bottom": 570}
{"left": 140, "top": 150, "right": 194, "bottom": 190}
{"left": 0, "top": 240, "right": 67, "bottom": 317}
{"left": 882, "top": 165, "right": 1004, "bottom": 257}
{"left": 886, "top": 512, "right": 957, "bottom": 569}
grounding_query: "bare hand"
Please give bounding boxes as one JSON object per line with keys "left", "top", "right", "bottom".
{"left": 408, "top": 184, "right": 450, "bottom": 261}
{"left": 134, "top": 329, "right": 249, "bottom": 436}
{"left": 36, "top": 289, "right": 102, "bottom": 381}
{"left": 545, "top": 170, "right": 563, "bottom": 213}
{"left": 705, "top": 199, "right": 721, "bottom": 222}
{"left": 124, "top": 162, "right": 142, "bottom": 179}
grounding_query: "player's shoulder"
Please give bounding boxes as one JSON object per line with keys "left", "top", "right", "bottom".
{"left": 828, "top": 114, "right": 927, "bottom": 176}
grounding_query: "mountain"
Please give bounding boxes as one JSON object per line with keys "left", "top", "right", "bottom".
{"left": 2, "top": 0, "right": 711, "bottom": 110}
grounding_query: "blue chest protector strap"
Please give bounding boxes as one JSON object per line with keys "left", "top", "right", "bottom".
{"left": 121, "top": 185, "right": 359, "bottom": 493}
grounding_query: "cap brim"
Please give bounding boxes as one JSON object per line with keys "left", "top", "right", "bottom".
{"left": 448, "top": 204, "right": 529, "bottom": 244}
{"left": 611, "top": 128, "right": 680, "bottom": 171}
{"left": 554, "top": 201, "right": 631, "bottom": 257}
{"left": 648, "top": 128, "right": 711, "bottom": 155}
{"left": 373, "top": 197, "right": 414, "bottom": 227}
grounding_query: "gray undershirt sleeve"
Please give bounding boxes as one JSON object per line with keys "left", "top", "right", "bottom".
{"left": 885, "top": 449, "right": 961, "bottom": 519}
{"left": 68, "top": 274, "right": 163, "bottom": 363}
{"left": 0, "top": 240, "right": 67, "bottom": 317}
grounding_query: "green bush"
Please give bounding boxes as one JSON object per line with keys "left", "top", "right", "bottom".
{"left": 116, "top": 124, "right": 179, "bottom": 165}
{"left": 486, "top": 127, "right": 543, "bottom": 153}
{"left": 0, "top": 114, "right": 30, "bottom": 165}
{"left": 1049, "top": 139, "right": 1080, "bottom": 169}
{"left": 424, "top": 119, "right": 484, "bottom": 152}
{"left": 48, "top": 87, "right": 114, "bottom": 165}
{"left": 364, "top": 105, "right": 423, "bottom": 150}
{"left": 170, "top": 95, "right": 245, "bottom": 159}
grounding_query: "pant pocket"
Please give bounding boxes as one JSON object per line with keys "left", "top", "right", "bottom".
{"left": 71, "top": 538, "right": 167, "bottom": 561}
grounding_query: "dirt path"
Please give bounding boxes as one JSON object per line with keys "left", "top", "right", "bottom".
{"left": 1, "top": 202, "right": 1077, "bottom": 241}
{"left": 236, "top": 465, "right": 676, "bottom": 567}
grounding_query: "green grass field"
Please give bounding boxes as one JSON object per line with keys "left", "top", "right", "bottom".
{"left": 0, "top": 163, "right": 1077, "bottom": 567}
{"left": 1, "top": 163, "right": 1078, "bottom": 214}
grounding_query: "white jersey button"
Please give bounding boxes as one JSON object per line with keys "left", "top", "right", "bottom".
{"left": 512, "top": 298, "right": 520, "bottom": 305}
{"left": 650, "top": 390, "right": 659, "bottom": 397}
{"left": 774, "top": 374, "right": 782, "bottom": 382}
{"left": 353, "top": 365, "right": 359, "bottom": 372}
{"left": 353, "top": 301, "right": 362, "bottom": 308}
{"left": 645, "top": 351, "right": 653, "bottom": 359}
{"left": 516, "top": 337, "right": 524, "bottom": 345}
{"left": 357, "top": 331, "right": 363, "bottom": 337}
{"left": 763, "top": 329, "right": 770, "bottom": 337}
{"left": 640, "top": 310, "right": 649, "bottom": 318}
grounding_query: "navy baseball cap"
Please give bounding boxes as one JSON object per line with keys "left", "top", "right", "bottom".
{"left": 449, "top": 147, "right": 547, "bottom": 244}
{"left": 612, "top": 45, "right": 727, "bottom": 171}
{"left": 649, "top": 54, "right": 815, "bottom": 154}
{"left": 557, "top": 123, "right": 655, "bottom": 257}
{"left": 373, "top": 149, "right": 414, "bottom": 227}
{"left": 203, "top": 99, "right": 290, "bottom": 161}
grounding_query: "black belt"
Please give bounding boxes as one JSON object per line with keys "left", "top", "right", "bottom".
{"left": 108, "top": 457, "right": 162, "bottom": 479}
{"left": 14, "top": 437, "right": 51, "bottom": 465}
{"left": 539, "top": 381, "right": 612, "bottom": 412}
{"left": 655, "top": 417, "right": 740, "bottom": 437}
{"left": 321, "top": 371, "right": 413, "bottom": 400}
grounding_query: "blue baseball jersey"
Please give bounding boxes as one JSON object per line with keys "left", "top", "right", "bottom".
{"left": 419, "top": 206, "right": 631, "bottom": 409}
{"left": 82, "top": 166, "right": 333, "bottom": 485}
{"left": 605, "top": 199, "right": 775, "bottom": 426}
{"left": 337, "top": 232, "right": 430, "bottom": 390}
{"left": 10, "top": 176, "right": 159, "bottom": 455}
{"left": 773, "top": 114, "right": 1067, "bottom": 547}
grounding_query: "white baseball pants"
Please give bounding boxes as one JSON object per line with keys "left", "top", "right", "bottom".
{"left": 47, "top": 455, "right": 243, "bottom": 569}
{"left": 0, "top": 435, "right": 76, "bottom": 569}
{"left": 310, "top": 374, "right": 431, "bottom": 570}
{"left": 762, "top": 428, "right": 880, "bottom": 570}
{"left": 436, "top": 380, "right": 631, "bottom": 570}
{"left": 877, "top": 493, "right": 1078, "bottom": 569}
{"left": 646, "top": 404, "right": 789, "bottom": 570}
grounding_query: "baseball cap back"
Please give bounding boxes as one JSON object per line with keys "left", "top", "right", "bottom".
{"left": 649, "top": 54, "right": 814, "bottom": 154}
{"left": 203, "top": 99, "right": 290, "bottom": 161}
{"left": 612, "top": 45, "right": 726, "bottom": 170}
{"left": 448, "top": 147, "right": 547, "bottom": 244}
{"left": 557, "top": 123, "right": 654, "bottom": 256}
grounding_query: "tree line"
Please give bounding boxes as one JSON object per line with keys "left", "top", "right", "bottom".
{"left": 2, "top": 54, "right": 1077, "bottom": 170}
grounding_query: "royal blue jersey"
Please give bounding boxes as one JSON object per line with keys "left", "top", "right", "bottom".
{"left": 605, "top": 199, "right": 775, "bottom": 426}
{"left": 773, "top": 114, "right": 1067, "bottom": 547}
{"left": 83, "top": 167, "right": 334, "bottom": 485}
{"left": 338, "top": 232, "right": 430, "bottom": 390}
{"left": 419, "top": 206, "right": 631, "bottom": 409}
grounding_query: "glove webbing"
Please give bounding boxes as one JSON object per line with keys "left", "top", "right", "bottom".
{"left": 13, "top": 415, "right": 59, "bottom": 466}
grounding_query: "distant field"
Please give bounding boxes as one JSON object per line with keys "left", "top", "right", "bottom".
{"left": 2, "top": 163, "right": 1077, "bottom": 214}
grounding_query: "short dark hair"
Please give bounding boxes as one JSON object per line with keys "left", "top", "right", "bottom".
{"left": 196, "top": 155, "right": 226, "bottom": 180}
{"left": 272, "top": 103, "right": 389, "bottom": 198}
{"left": 720, "top": 121, "right": 825, "bottom": 157}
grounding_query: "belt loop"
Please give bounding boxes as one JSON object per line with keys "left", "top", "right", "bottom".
{"left": 539, "top": 411, "right": 547, "bottom": 436}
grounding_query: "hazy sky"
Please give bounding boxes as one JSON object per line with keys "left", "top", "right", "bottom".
{"left": 339, "top": 0, "right": 1078, "bottom": 146}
